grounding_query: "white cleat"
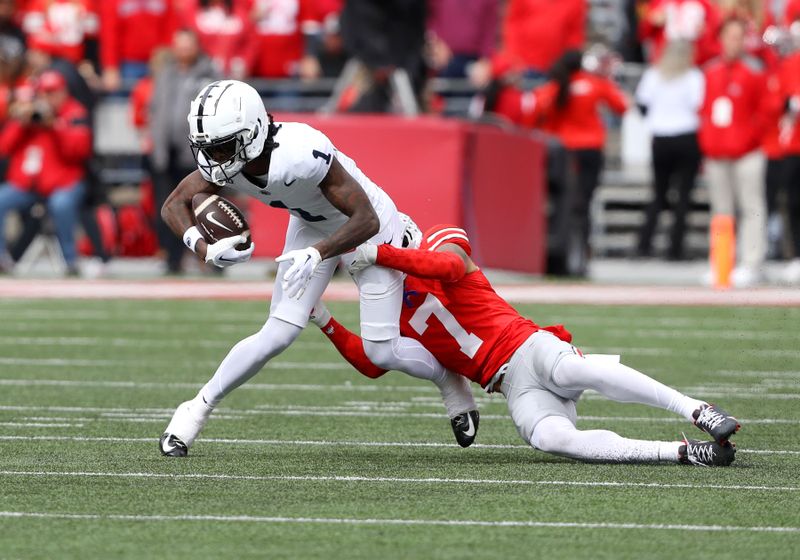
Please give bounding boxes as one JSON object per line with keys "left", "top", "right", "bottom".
{"left": 159, "top": 397, "right": 214, "bottom": 457}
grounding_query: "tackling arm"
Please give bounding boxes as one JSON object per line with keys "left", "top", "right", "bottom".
{"left": 314, "top": 157, "right": 380, "bottom": 259}
{"left": 160, "top": 170, "right": 221, "bottom": 259}
{"left": 374, "top": 243, "right": 478, "bottom": 282}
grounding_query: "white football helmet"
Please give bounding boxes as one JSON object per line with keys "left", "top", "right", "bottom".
{"left": 399, "top": 212, "right": 422, "bottom": 249}
{"left": 187, "top": 80, "right": 269, "bottom": 185}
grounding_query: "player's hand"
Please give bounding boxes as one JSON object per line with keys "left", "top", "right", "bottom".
{"left": 205, "top": 235, "right": 254, "bottom": 268}
{"left": 276, "top": 246, "right": 322, "bottom": 299}
{"left": 347, "top": 244, "right": 378, "bottom": 274}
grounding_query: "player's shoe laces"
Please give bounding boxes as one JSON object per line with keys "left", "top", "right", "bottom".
{"left": 693, "top": 404, "right": 740, "bottom": 443}
{"left": 159, "top": 397, "right": 214, "bottom": 457}
{"left": 678, "top": 436, "right": 736, "bottom": 467}
{"left": 450, "top": 410, "right": 480, "bottom": 448}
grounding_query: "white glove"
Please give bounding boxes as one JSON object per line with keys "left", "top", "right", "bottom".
{"left": 275, "top": 246, "right": 322, "bottom": 299}
{"left": 205, "top": 235, "right": 254, "bottom": 268}
{"left": 347, "top": 244, "right": 378, "bottom": 274}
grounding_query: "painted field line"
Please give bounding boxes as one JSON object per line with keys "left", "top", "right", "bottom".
{"left": 5, "top": 410, "right": 800, "bottom": 427}
{"left": 1, "top": 470, "right": 797, "bottom": 493}
{"left": 0, "top": 510, "right": 797, "bottom": 533}
{"left": 1, "top": 404, "right": 798, "bottom": 426}
{"left": 3, "top": 378, "right": 799, "bottom": 402}
{"left": 0, "top": 379, "right": 437, "bottom": 394}
{"left": 0, "top": 435, "right": 796, "bottom": 456}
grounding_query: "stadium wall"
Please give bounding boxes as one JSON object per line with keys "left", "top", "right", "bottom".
{"left": 249, "top": 114, "right": 546, "bottom": 273}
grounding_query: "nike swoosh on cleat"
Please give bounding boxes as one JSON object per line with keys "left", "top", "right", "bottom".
{"left": 161, "top": 435, "right": 176, "bottom": 453}
{"left": 463, "top": 414, "right": 475, "bottom": 438}
{"left": 205, "top": 211, "right": 233, "bottom": 232}
{"left": 284, "top": 178, "right": 296, "bottom": 186}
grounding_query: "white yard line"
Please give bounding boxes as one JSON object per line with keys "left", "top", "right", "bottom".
{"left": 0, "top": 435, "right": 796, "bottom": 455}
{"left": 1, "top": 404, "right": 798, "bottom": 425}
{"left": 0, "top": 470, "right": 797, "bottom": 492}
{"left": 0, "top": 510, "right": 796, "bottom": 533}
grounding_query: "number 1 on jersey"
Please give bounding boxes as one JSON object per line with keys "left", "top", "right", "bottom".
{"left": 408, "top": 293, "right": 484, "bottom": 358}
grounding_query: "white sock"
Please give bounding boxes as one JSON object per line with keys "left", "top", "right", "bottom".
{"left": 552, "top": 354, "right": 705, "bottom": 421}
{"left": 531, "top": 416, "right": 682, "bottom": 463}
{"left": 363, "top": 337, "right": 476, "bottom": 417}
{"left": 200, "top": 317, "right": 302, "bottom": 406}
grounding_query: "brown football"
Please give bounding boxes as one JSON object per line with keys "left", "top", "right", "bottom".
{"left": 191, "top": 193, "right": 251, "bottom": 250}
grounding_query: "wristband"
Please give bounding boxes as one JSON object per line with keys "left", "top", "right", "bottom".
{"left": 183, "top": 226, "right": 204, "bottom": 253}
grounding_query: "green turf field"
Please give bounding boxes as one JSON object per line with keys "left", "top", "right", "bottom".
{"left": 1, "top": 298, "right": 798, "bottom": 559}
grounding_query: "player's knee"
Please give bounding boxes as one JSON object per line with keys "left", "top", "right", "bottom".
{"left": 253, "top": 318, "right": 302, "bottom": 359}
{"left": 362, "top": 338, "right": 398, "bottom": 370}
{"left": 530, "top": 416, "right": 577, "bottom": 453}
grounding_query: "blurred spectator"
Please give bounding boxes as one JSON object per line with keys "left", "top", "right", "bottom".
{"left": 312, "top": 0, "right": 345, "bottom": 77}
{"left": 635, "top": 40, "right": 704, "bottom": 260}
{"left": 639, "top": 0, "right": 722, "bottom": 65}
{"left": 427, "top": 0, "right": 498, "bottom": 80}
{"left": 501, "top": 0, "right": 586, "bottom": 77}
{"left": 778, "top": 17, "right": 800, "bottom": 283}
{"left": 99, "top": 0, "right": 175, "bottom": 91}
{"left": 0, "top": 70, "right": 91, "bottom": 274}
{"left": 179, "top": 0, "right": 251, "bottom": 79}
{"left": 526, "top": 50, "right": 629, "bottom": 267}
{"left": 149, "top": 29, "right": 218, "bottom": 274}
{"left": 468, "top": 52, "right": 532, "bottom": 125}
{"left": 0, "top": 0, "right": 25, "bottom": 64}
{"left": 339, "top": 0, "right": 426, "bottom": 112}
{"left": 246, "top": 0, "right": 329, "bottom": 80}
{"left": 717, "top": 0, "right": 779, "bottom": 68}
{"left": 21, "top": 0, "right": 98, "bottom": 66}
{"left": 699, "top": 17, "right": 768, "bottom": 287}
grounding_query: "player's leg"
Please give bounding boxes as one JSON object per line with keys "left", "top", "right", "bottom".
{"left": 160, "top": 218, "right": 336, "bottom": 456}
{"left": 345, "top": 211, "right": 477, "bottom": 423}
{"left": 532, "top": 331, "right": 739, "bottom": 442}
{"left": 502, "top": 351, "right": 734, "bottom": 466}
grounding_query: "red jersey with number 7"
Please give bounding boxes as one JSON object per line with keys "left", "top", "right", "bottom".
{"left": 396, "top": 225, "right": 570, "bottom": 387}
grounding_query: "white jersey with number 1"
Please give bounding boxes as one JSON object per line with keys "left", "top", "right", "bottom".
{"left": 196, "top": 121, "right": 396, "bottom": 235}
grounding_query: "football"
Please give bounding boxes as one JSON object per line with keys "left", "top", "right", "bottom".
{"left": 191, "top": 193, "right": 251, "bottom": 250}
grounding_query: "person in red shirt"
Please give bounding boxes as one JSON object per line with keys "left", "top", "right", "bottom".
{"left": 245, "top": 0, "right": 326, "bottom": 79}
{"left": 309, "top": 218, "right": 739, "bottom": 466}
{"left": 99, "top": 0, "right": 175, "bottom": 91}
{"left": 699, "top": 16, "right": 769, "bottom": 287}
{"left": 525, "top": 50, "right": 629, "bottom": 271}
{"left": 178, "top": 0, "right": 251, "bottom": 78}
{"left": 21, "top": 0, "right": 98, "bottom": 65}
{"left": 501, "top": 0, "right": 586, "bottom": 76}
{"left": 639, "top": 0, "right": 722, "bottom": 65}
{"left": 0, "top": 70, "right": 91, "bottom": 274}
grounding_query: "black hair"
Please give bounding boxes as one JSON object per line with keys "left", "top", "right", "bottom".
{"left": 264, "top": 113, "right": 281, "bottom": 152}
{"left": 549, "top": 50, "right": 584, "bottom": 110}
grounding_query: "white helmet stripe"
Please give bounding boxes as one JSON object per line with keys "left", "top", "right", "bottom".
{"left": 426, "top": 227, "right": 467, "bottom": 244}
{"left": 428, "top": 232, "right": 469, "bottom": 252}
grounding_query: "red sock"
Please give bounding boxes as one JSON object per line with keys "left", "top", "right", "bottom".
{"left": 320, "top": 318, "right": 387, "bottom": 379}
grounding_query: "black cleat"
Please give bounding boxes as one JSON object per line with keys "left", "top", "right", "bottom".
{"left": 693, "top": 404, "right": 740, "bottom": 443}
{"left": 159, "top": 433, "right": 188, "bottom": 457}
{"left": 450, "top": 410, "right": 480, "bottom": 448}
{"left": 679, "top": 437, "right": 736, "bottom": 467}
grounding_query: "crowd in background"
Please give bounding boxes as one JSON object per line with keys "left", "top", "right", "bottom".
{"left": 0, "top": 0, "right": 797, "bottom": 286}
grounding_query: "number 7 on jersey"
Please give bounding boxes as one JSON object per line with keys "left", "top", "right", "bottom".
{"left": 408, "top": 293, "right": 484, "bottom": 358}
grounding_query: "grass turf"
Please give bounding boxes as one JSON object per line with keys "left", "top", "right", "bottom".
{"left": 0, "top": 298, "right": 798, "bottom": 559}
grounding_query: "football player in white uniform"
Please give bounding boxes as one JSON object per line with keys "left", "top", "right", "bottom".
{"left": 158, "top": 80, "right": 477, "bottom": 456}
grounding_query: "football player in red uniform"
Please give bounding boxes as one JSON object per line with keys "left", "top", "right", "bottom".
{"left": 310, "top": 215, "right": 740, "bottom": 466}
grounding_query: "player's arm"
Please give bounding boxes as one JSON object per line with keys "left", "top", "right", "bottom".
{"left": 160, "top": 170, "right": 221, "bottom": 260}
{"left": 368, "top": 243, "right": 478, "bottom": 282}
{"left": 313, "top": 156, "right": 380, "bottom": 259}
